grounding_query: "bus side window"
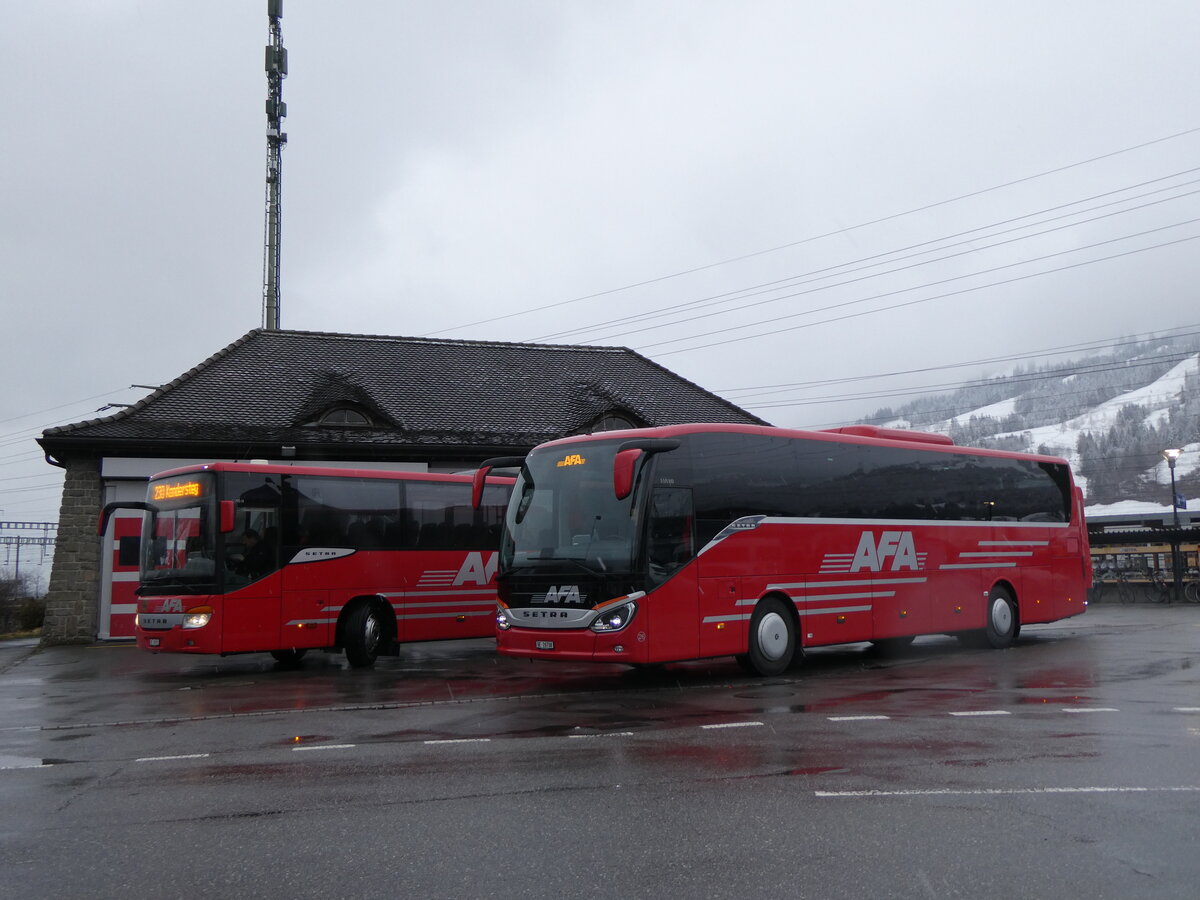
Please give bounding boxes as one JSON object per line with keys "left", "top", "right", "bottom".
{"left": 118, "top": 536, "right": 141, "bottom": 567}
{"left": 647, "top": 487, "right": 694, "bottom": 582}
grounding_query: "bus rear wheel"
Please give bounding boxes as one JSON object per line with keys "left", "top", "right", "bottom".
{"left": 983, "top": 586, "right": 1018, "bottom": 649}
{"left": 344, "top": 603, "right": 384, "bottom": 668}
{"left": 738, "top": 597, "right": 797, "bottom": 677}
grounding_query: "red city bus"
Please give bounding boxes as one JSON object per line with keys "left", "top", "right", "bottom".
{"left": 100, "top": 462, "right": 513, "bottom": 667}
{"left": 473, "top": 424, "right": 1091, "bottom": 676}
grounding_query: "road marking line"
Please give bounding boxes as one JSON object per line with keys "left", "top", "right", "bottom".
{"left": 948, "top": 710, "right": 1011, "bottom": 717}
{"left": 817, "top": 786, "right": 1200, "bottom": 798}
{"left": 827, "top": 715, "right": 890, "bottom": 721}
{"left": 291, "top": 744, "right": 356, "bottom": 752}
{"left": 700, "top": 721, "right": 764, "bottom": 730}
{"left": 423, "top": 738, "right": 491, "bottom": 745}
{"left": 1062, "top": 707, "right": 1120, "bottom": 713}
{"left": 135, "top": 753, "right": 211, "bottom": 762}
{"left": 568, "top": 732, "right": 635, "bottom": 739}
{"left": 1174, "top": 707, "right": 1200, "bottom": 712}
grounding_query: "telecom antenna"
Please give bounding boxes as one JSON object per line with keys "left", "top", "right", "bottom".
{"left": 262, "top": 0, "right": 287, "bottom": 329}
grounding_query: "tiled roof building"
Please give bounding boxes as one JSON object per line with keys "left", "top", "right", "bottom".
{"left": 37, "top": 329, "right": 765, "bottom": 643}
{"left": 41, "top": 329, "right": 763, "bottom": 461}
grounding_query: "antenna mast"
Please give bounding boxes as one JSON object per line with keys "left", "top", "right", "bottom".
{"left": 262, "top": 0, "right": 287, "bottom": 330}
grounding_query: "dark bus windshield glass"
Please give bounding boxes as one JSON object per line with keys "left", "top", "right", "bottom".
{"left": 140, "top": 473, "right": 217, "bottom": 591}
{"left": 502, "top": 442, "right": 637, "bottom": 573}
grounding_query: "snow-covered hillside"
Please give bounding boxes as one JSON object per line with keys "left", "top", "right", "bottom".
{"left": 866, "top": 336, "right": 1200, "bottom": 516}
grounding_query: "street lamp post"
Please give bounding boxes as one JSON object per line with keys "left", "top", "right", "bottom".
{"left": 1162, "top": 448, "right": 1183, "bottom": 604}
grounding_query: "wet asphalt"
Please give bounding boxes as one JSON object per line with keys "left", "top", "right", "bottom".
{"left": 1, "top": 604, "right": 1198, "bottom": 898}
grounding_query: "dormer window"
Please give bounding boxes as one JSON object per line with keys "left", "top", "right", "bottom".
{"left": 317, "top": 407, "right": 372, "bottom": 427}
{"left": 592, "top": 413, "right": 637, "bottom": 432}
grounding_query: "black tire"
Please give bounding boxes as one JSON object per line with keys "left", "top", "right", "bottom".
{"left": 269, "top": 648, "right": 308, "bottom": 665}
{"left": 983, "top": 586, "right": 1018, "bottom": 649}
{"left": 344, "top": 603, "right": 384, "bottom": 668}
{"left": 739, "top": 597, "right": 797, "bottom": 677}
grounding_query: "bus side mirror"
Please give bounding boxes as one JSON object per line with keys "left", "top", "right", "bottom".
{"left": 613, "top": 438, "right": 680, "bottom": 500}
{"left": 98, "top": 501, "right": 154, "bottom": 535}
{"left": 219, "top": 500, "right": 237, "bottom": 533}
{"left": 471, "top": 466, "right": 493, "bottom": 510}
{"left": 472, "top": 456, "right": 525, "bottom": 508}
{"left": 614, "top": 448, "right": 643, "bottom": 501}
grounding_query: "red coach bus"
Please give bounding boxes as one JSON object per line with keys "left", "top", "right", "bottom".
{"left": 473, "top": 424, "right": 1091, "bottom": 676}
{"left": 100, "top": 462, "right": 512, "bottom": 667}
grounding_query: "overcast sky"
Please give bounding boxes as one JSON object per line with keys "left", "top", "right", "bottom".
{"left": 3, "top": 1, "right": 1200, "bottom": 551}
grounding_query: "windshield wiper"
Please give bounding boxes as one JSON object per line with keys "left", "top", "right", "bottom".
{"left": 137, "top": 574, "right": 209, "bottom": 592}
{"left": 547, "top": 556, "right": 605, "bottom": 578}
{"left": 510, "top": 556, "right": 605, "bottom": 577}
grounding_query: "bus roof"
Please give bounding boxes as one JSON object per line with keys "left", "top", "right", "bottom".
{"left": 529, "top": 422, "right": 1071, "bottom": 466}
{"left": 148, "top": 461, "right": 514, "bottom": 484}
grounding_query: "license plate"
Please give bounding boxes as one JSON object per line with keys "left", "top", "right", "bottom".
{"left": 535, "top": 640, "right": 555, "bottom": 650}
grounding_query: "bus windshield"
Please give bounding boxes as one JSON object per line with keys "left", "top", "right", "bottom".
{"left": 140, "top": 472, "right": 218, "bottom": 594}
{"left": 502, "top": 441, "right": 637, "bottom": 575}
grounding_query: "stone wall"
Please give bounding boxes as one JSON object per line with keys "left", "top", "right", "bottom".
{"left": 40, "top": 457, "right": 102, "bottom": 644}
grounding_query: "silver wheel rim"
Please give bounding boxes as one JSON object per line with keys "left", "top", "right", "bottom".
{"left": 990, "top": 597, "right": 1012, "bottom": 634}
{"left": 362, "top": 614, "right": 380, "bottom": 654}
{"left": 756, "top": 611, "right": 789, "bottom": 661}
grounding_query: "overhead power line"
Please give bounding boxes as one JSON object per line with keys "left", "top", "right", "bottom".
{"left": 643, "top": 229, "right": 1200, "bottom": 357}
{"left": 742, "top": 352, "right": 1198, "bottom": 412}
{"left": 717, "top": 325, "right": 1200, "bottom": 398}
{"left": 534, "top": 172, "right": 1200, "bottom": 345}
{"left": 423, "top": 126, "right": 1200, "bottom": 338}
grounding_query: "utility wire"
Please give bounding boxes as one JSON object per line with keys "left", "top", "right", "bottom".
{"left": 645, "top": 230, "right": 1200, "bottom": 356}
{"left": 424, "top": 126, "right": 1200, "bottom": 338}
{"left": 534, "top": 173, "right": 1200, "bottom": 344}
{"left": 0, "top": 388, "right": 133, "bottom": 428}
{"left": 745, "top": 356, "right": 1197, "bottom": 413}
{"left": 718, "top": 325, "right": 1200, "bottom": 398}
{"left": 736, "top": 348, "right": 1199, "bottom": 407}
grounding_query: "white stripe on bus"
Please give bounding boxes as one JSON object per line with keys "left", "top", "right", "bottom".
{"left": 768, "top": 577, "right": 927, "bottom": 591}
{"left": 978, "top": 540, "right": 1049, "bottom": 547}
{"left": 390, "top": 599, "right": 497, "bottom": 609}
{"left": 958, "top": 551, "right": 1034, "bottom": 558}
{"left": 939, "top": 562, "right": 1018, "bottom": 569}
{"left": 796, "top": 606, "right": 872, "bottom": 616}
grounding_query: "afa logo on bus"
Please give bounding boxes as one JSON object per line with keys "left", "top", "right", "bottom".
{"left": 453, "top": 551, "right": 498, "bottom": 585}
{"left": 850, "top": 530, "right": 923, "bottom": 572}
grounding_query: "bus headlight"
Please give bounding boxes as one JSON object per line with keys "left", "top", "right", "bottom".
{"left": 182, "top": 607, "right": 213, "bottom": 629}
{"left": 496, "top": 609, "right": 512, "bottom": 631}
{"left": 590, "top": 600, "right": 637, "bottom": 633}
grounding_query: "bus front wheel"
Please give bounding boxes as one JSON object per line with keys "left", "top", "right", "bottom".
{"left": 344, "top": 603, "right": 384, "bottom": 668}
{"left": 983, "top": 586, "right": 1018, "bottom": 649}
{"left": 738, "top": 597, "right": 797, "bottom": 677}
